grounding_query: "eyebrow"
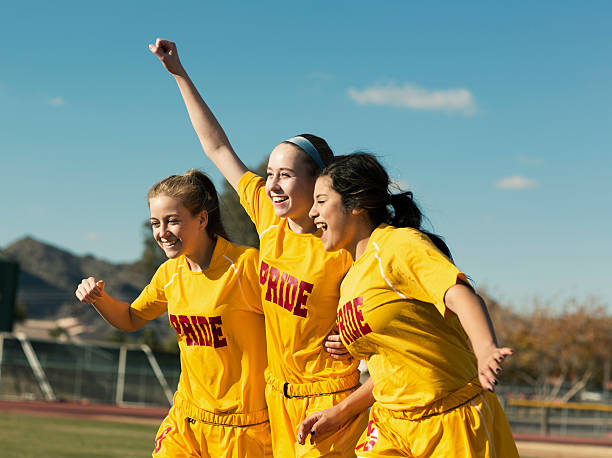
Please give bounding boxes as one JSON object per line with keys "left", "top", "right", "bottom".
{"left": 267, "top": 167, "right": 297, "bottom": 174}
{"left": 150, "top": 214, "right": 181, "bottom": 220}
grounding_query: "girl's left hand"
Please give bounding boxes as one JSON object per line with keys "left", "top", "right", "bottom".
{"left": 297, "top": 405, "right": 345, "bottom": 445}
{"left": 324, "top": 329, "right": 351, "bottom": 360}
{"left": 477, "top": 346, "right": 513, "bottom": 392}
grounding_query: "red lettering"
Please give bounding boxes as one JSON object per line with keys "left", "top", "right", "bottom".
{"left": 209, "top": 316, "right": 227, "bottom": 348}
{"left": 266, "top": 267, "right": 280, "bottom": 304}
{"left": 353, "top": 297, "right": 372, "bottom": 335}
{"left": 284, "top": 275, "right": 299, "bottom": 312}
{"left": 169, "top": 314, "right": 181, "bottom": 335}
{"left": 348, "top": 301, "right": 363, "bottom": 340}
{"left": 279, "top": 273, "right": 287, "bottom": 307}
{"left": 197, "top": 316, "right": 213, "bottom": 346}
{"left": 178, "top": 315, "right": 198, "bottom": 346}
{"left": 260, "top": 263, "right": 313, "bottom": 319}
{"left": 168, "top": 314, "right": 228, "bottom": 348}
{"left": 259, "top": 261, "right": 269, "bottom": 285}
{"left": 342, "top": 302, "right": 360, "bottom": 344}
{"left": 293, "top": 281, "right": 313, "bottom": 317}
{"left": 336, "top": 308, "right": 347, "bottom": 342}
{"left": 338, "top": 297, "right": 372, "bottom": 345}
{"left": 154, "top": 426, "right": 172, "bottom": 453}
{"left": 189, "top": 316, "right": 204, "bottom": 346}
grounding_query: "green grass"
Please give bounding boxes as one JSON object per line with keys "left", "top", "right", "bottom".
{"left": 0, "top": 412, "right": 158, "bottom": 457}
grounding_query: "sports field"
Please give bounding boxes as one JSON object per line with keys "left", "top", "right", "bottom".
{"left": 0, "top": 411, "right": 157, "bottom": 458}
{"left": 1, "top": 401, "right": 610, "bottom": 458}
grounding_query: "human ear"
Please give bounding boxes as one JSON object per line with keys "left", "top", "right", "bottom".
{"left": 199, "top": 211, "right": 209, "bottom": 231}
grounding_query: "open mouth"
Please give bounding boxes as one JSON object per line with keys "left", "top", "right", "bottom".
{"left": 272, "top": 196, "right": 289, "bottom": 204}
{"left": 315, "top": 222, "right": 328, "bottom": 232}
{"left": 160, "top": 239, "right": 179, "bottom": 249}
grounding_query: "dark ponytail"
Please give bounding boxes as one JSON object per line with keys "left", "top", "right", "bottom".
{"left": 387, "top": 191, "right": 452, "bottom": 259}
{"left": 320, "top": 153, "right": 452, "bottom": 259}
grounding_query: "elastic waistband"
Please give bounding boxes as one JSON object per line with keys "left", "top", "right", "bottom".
{"left": 374, "top": 378, "right": 484, "bottom": 421}
{"left": 173, "top": 392, "right": 269, "bottom": 427}
{"left": 265, "top": 368, "right": 361, "bottom": 398}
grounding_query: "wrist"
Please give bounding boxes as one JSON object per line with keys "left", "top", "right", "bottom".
{"left": 172, "top": 66, "right": 189, "bottom": 79}
{"left": 474, "top": 341, "right": 497, "bottom": 361}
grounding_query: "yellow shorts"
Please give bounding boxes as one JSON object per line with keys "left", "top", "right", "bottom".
{"left": 265, "top": 369, "right": 368, "bottom": 457}
{"left": 355, "top": 391, "right": 518, "bottom": 458}
{"left": 152, "top": 403, "right": 272, "bottom": 458}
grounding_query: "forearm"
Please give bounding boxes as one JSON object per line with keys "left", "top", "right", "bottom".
{"left": 173, "top": 74, "right": 247, "bottom": 189}
{"left": 150, "top": 39, "right": 248, "bottom": 188}
{"left": 174, "top": 74, "right": 233, "bottom": 157}
{"left": 92, "top": 294, "right": 146, "bottom": 333}
{"left": 297, "top": 375, "right": 374, "bottom": 445}
{"left": 444, "top": 285, "right": 498, "bottom": 359}
{"left": 336, "top": 376, "right": 375, "bottom": 419}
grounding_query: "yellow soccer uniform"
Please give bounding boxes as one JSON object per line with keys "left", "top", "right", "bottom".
{"left": 131, "top": 236, "right": 272, "bottom": 457}
{"left": 338, "top": 224, "right": 518, "bottom": 458}
{"left": 238, "top": 171, "right": 367, "bottom": 457}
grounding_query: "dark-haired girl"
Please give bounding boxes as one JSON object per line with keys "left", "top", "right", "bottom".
{"left": 300, "top": 153, "right": 519, "bottom": 457}
{"left": 76, "top": 170, "right": 272, "bottom": 457}
{"left": 150, "top": 40, "right": 367, "bottom": 456}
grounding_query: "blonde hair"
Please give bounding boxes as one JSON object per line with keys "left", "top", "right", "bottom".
{"left": 148, "top": 169, "right": 229, "bottom": 240}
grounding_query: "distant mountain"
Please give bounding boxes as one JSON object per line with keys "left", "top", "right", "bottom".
{"left": 1, "top": 236, "right": 171, "bottom": 341}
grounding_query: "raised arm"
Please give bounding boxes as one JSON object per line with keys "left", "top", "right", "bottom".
{"left": 75, "top": 277, "right": 148, "bottom": 332}
{"left": 444, "top": 284, "right": 513, "bottom": 392}
{"left": 149, "top": 38, "right": 248, "bottom": 190}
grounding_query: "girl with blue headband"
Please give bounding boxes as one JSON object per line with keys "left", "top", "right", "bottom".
{"left": 150, "top": 38, "right": 368, "bottom": 457}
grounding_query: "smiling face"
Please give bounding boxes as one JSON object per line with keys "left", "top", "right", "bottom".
{"left": 265, "top": 143, "right": 317, "bottom": 230}
{"left": 149, "top": 194, "right": 207, "bottom": 259}
{"left": 309, "top": 175, "right": 360, "bottom": 253}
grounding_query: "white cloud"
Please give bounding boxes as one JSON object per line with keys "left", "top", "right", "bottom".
{"left": 348, "top": 82, "right": 475, "bottom": 114}
{"left": 48, "top": 96, "right": 65, "bottom": 106}
{"left": 86, "top": 233, "right": 100, "bottom": 240}
{"left": 495, "top": 175, "right": 539, "bottom": 190}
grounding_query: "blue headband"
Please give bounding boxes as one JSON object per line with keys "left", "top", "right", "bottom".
{"left": 285, "top": 136, "right": 324, "bottom": 169}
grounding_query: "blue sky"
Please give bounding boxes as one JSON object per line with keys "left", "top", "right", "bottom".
{"left": 1, "top": 1, "right": 610, "bottom": 311}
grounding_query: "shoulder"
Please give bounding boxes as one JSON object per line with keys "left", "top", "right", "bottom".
{"left": 222, "top": 240, "right": 259, "bottom": 267}
{"left": 370, "top": 224, "right": 422, "bottom": 251}
{"left": 238, "top": 170, "right": 265, "bottom": 193}
{"left": 150, "top": 256, "right": 184, "bottom": 285}
{"left": 372, "top": 226, "right": 444, "bottom": 273}
{"left": 156, "top": 256, "right": 179, "bottom": 273}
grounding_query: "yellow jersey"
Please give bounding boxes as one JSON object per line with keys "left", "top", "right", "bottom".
{"left": 131, "top": 236, "right": 267, "bottom": 415}
{"left": 237, "top": 171, "right": 359, "bottom": 385}
{"left": 338, "top": 224, "right": 477, "bottom": 411}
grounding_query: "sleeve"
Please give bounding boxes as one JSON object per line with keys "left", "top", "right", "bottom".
{"left": 391, "top": 231, "right": 467, "bottom": 317}
{"left": 237, "top": 248, "right": 264, "bottom": 315}
{"left": 236, "top": 171, "right": 276, "bottom": 234}
{"left": 130, "top": 262, "right": 170, "bottom": 320}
